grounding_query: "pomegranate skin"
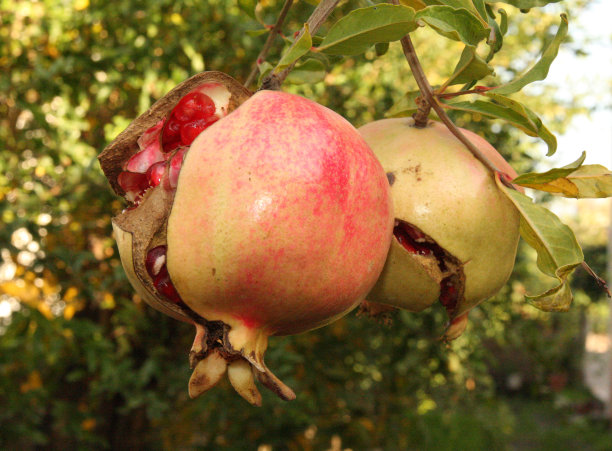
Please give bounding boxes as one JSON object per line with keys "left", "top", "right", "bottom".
{"left": 166, "top": 90, "right": 394, "bottom": 339}
{"left": 359, "top": 118, "right": 520, "bottom": 324}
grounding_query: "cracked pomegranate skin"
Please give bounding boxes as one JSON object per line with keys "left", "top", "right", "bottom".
{"left": 359, "top": 118, "right": 520, "bottom": 316}
{"left": 166, "top": 90, "right": 394, "bottom": 337}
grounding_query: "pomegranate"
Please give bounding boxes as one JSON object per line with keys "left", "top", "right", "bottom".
{"left": 99, "top": 72, "right": 394, "bottom": 404}
{"left": 358, "top": 118, "right": 520, "bottom": 339}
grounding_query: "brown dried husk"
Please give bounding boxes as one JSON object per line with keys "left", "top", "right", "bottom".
{"left": 99, "top": 71, "right": 252, "bottom": 196}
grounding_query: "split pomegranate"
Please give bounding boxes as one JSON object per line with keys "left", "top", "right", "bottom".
{"left": 358, "top": 118, "right": 521, "bottom": 339}
{"left": 99, "top": 72, "right": 394, "bottom": 404}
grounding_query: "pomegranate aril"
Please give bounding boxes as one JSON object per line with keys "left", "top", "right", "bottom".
{"left": 153, "top": 265, "right": 182, "bottom": 304}
{"left": 439, "top": 278, "right": 458, "bottom": 309}
{"left": 125, "top": 139, "right": 165, "bottom": 173}
{"left": 180, "top": 116, "right": 218, "bottom": 146}
{"left": 146, "top": 245, "right": 167, "bottom": 277}
{"left": 118, "top": 171, "right": 149, "bottom": 201}
{"left": 173, "top": 91, "right": 216, "bottom": 123}
{"left": 168, "top": 147, "right": 187, "bottom": 189}
{"left": 393, "top": 223, "right": 433, "bottom": 256}
{"left": 146, "top": 161, "right": 166, "bottom": 187}
{"left": 137, "top": 119, "right": 165, "bottom": 150}
{"left": 162, "top": 116, "right": 182, "bottom": 153}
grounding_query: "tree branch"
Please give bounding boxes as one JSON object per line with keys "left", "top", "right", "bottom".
{"left": 388, "top": 0, "right": 516, "bottom": 185}
{"left": 244, "top": 0, "right": 294, "bottom": 88}
{"left": 259, "top": 0, "right": 341, "bottom": 91}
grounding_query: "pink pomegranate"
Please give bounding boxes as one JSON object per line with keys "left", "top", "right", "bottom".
{"left": 99, "top": 72, "right": 394, "bottom": 404}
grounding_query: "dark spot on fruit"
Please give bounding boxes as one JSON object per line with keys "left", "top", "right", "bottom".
{"left": 386, "top": 172, "right": 396, "bottom": 186}
{"left": 212, "top": 268, "right": 216, "bottom": 276}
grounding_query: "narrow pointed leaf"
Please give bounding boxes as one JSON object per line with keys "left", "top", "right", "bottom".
{"left": 485, "top": 6, "right": 507, "bottom": 58}
{"left": 447, "top": 46, "right": 494, "bottom": 86}
{"left": 246, "top": 28, "right": 270, "bottom": 37}
{"left": 472, "top": 0, "right": 488, "bottom": 22}
{"left": 257, "top": 61, "right": 273, "bottom": 86}
{"left": 443, "top": 97, "right": 557, "bottom": 155}
{"left": 316, "top": 5, "right": 417, "bottom": 56}
{"left": 496, "top": 176, "right": 583, "bottom": 312}
{"left": 514, "top": 154, "right": 612, "bottom": 198}
{"left": 275, "top": 25, "right": 312, "bottom": 72}
{"left": 416, "top": 6, "right": 490, "bottom": 46}
{"left": 492, "top": 14, "right": 568, "bottom": 95}
{"left": 285, "top": 59, "right": 326, "bottom": 85}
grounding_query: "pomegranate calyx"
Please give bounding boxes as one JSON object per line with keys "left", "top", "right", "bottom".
{"left": 188, "top": 350, "right": 228, "bottom": 399}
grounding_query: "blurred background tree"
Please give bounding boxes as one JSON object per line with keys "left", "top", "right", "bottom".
{"left": 0, "top": 0, "right": 610, "bottom": 449}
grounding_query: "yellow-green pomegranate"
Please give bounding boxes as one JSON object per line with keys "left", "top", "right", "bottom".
{"left": 359, "top": 118, "right": 520, "bottom": 338}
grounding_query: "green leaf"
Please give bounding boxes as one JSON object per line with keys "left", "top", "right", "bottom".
{"left": 496, "top": 176, "right": 583, "bottom": 312}
{"left": 514, "top": 154, "right": 612, "bottom": 198}
{"left": 316, "top": 5, "right": 417, "bottom": 56}
{"left": 484, "top": 6, "right": 508, "bottom": 59}
{"left": 496, "top": 0, "right": 563, "bottom": 8}
{"left": 443, "top": 95, "right": 557, "bottom": 155}
{"left": 492, "top": 14, "right": 568, "bottom": 95}
{"left": 420, "top": 0, "right": 488, "bottom": 22}
{"left": 375, "top": 42, "right": 390, "bottom": 57}
{"left": 246, "top": 28, "right": 270, "bottom": 37}
{"left": 472, "top": 0, "right": 488, "bottom": 22}
{"left": 416, "top": 5, "right": 490, "bottom": 46}
{"left": 499, "top": 8, "right": 508, "bottom": 35}
{"left": 275, "top": 25, "right": 312, "bottom": 73}
{"left": 386, "top": 90, "right": 422, "bottom": 117}
{"left": 447, "top": 46, "right": 494, "bottom": 86}
{"left": 400, "top": 0, "right": 427, "bottom": 10}
{"left": 257, "top": 61, "right": 273, "bottom": 86}
{"left": 285, "top": 59, "right": 326, "bottom": 85}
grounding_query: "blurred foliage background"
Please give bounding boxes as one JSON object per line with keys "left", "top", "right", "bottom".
{"left": 0, "top": 0, "right": 610, "bottom": 449}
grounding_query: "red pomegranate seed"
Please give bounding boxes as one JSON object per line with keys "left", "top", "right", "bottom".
{"left": 137, "top": 119, "right": 164, "bottom": 150}
{"left": 173, "top": 91, "right": 215, "bottom": 123}
{"left": 162, "top": 115, "right": 182, "bottom": 153}
{"left": 168, "top": 147, "right": 188, "bottom": 189}
{"left": 146, "top": 161, "right": 166, "bottom": 187}
{"left": 117, "top": 171, "right": 149, "bottom": 202}
{"left": 125, "top": 139, "right": 164, "bottom": 173}
{"left": 153, "top": 265, "right": 182, "bottom": 304}
{"left": 180, "top": 116, "right": 218, "bottom": 146}
{"left": 393, "top": 222, "right": 433, "bottom": 256}
{"left": 439, "top": 279, "right": 458, "bottom": 309}
{"left": 145, "top": 245, "right": 167, "bottom": 277}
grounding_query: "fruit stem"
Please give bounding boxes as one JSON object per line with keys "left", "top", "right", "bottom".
{"left": 259, "top": 0, "right": 341, "bottom": 91}
{"left": 390, "top": 0, "right": 510, "bottom": 181}
{"left": 244, "top": 0, "right": 295, "bottom": 88}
